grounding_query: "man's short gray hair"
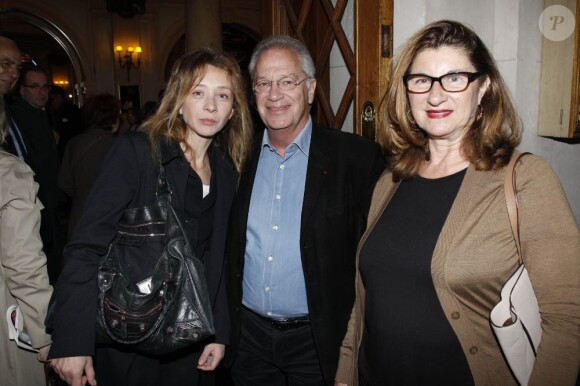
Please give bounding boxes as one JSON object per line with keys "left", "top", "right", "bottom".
{"left": 248, "top": 35, "right": 316, "bottom": 81}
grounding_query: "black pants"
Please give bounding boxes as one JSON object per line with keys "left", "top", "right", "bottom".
{"left": 231, "top": 307, "right": 325, "bottom": 386}
{"left": 94, "top": 344, "right": 215, "bottom": 386}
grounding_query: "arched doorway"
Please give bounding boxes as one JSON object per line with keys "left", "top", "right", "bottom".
{"left": 0, "top": 8, "right": 86, "bottom": 105}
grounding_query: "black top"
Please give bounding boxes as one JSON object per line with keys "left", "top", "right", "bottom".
{"left": 183, "top": 148, "right": 216, "bottom": 262}
{"left": 358, "top": 168, "right": 474, "bottom": 386}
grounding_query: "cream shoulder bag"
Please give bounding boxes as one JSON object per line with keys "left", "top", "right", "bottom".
{"left": 490, "top": 152, "right": 542, "bottom": 386}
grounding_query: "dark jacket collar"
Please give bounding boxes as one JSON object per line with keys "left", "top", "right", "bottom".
{"left": 158, "top": 137, "right": 235, "bottom": 170}
{"left": 159, "top": 137, "right": 183, "bottom": 165}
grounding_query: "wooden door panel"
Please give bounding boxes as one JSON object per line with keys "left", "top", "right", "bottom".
{"left": 263, "top": 0, "right": 392, "bottom": 138}
{"left": 356, "top": 0, "right": 393, "bottom": 141}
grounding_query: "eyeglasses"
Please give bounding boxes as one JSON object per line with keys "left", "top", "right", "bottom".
{"left": 0, "top": 59, "right": 21, "bottom": 73}
{"left": 23, "top": 84, "right": 51, "bottom": 91}
{"left": 404, "top": 72, "right": 484, "bottom": 94}
{"left": 253, "top": 77, "right": 311, "bottom": 94}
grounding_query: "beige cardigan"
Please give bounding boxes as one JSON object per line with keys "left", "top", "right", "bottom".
{"left": 0, "top": 151, "right": 53, "bottom": 386}
{"left": 335, "top": 154, "right": 580, "bottom": 386}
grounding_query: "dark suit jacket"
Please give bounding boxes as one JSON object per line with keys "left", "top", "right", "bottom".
{"left": 8, "top": 97, "right": 60, "bottom": 209}
{"left": 226, "top": 123, "right": 385, "bottom": 384}
{"left": 3, "top": 110, "right": 34, "bottom": 166}
{"left": 49, "top": 131, "right": 237, "bottom": 358}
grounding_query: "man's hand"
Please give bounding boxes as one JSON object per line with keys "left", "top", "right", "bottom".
{"left": 197, "top": 343, "right": 225, "bottom": 371}
{"left": 50, "top": 356, "right": 97, "bottom": 386}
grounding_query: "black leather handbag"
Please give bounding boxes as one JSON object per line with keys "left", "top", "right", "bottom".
{"left": 95, "top": 164, "right": 214, "bottom": 355}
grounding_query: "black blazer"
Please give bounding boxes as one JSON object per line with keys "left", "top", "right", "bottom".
{"left": 226, "top": 123, "right": 385, "bottom": 384}
{"left": 49, "top": 132, "right": 237, "bottom": 358}
{"left": 3, "top": 112, "right": 34, "bottom": 166}
{"left": 8, "top": 97, "right": 61, "bottom": 210}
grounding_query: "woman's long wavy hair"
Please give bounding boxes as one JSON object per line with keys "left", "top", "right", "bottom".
{"left": 383, "top": 20, "right": 522, "bottom": 181}
{"left": 143, "top": 48, "right": 252, "bottom": 172}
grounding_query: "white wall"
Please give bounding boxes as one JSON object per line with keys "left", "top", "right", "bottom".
{"left": 330, "top": 0, "right": 355, "bottom": 132}
{"left": 386, "top": 0, "right": 580, "bottom": 223}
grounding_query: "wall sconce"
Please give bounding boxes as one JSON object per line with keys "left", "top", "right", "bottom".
{"left": 116, "top": 45, "right": 142, "bottom": 81}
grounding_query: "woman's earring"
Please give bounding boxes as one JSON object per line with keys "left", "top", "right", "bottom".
{"left": 476, "top": 105, "right": 483, "bottom": 122}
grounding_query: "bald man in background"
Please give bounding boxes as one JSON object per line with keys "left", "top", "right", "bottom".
{"left": 0, "top": 36, "right": 31, "bottom": 164}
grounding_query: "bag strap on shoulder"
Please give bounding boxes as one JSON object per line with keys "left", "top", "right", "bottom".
{"left": 504, "top": 151, "right": 530, "bottom": 265}
{"left": 156, "top": 164, "right": 171, "bottom": 203}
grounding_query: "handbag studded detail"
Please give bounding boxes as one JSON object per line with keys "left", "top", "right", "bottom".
{"left": 490, "top": 152, "right": 542, "bottom": 386}
{"left": 95, "top": 164, "right": 214, "bottom": 355}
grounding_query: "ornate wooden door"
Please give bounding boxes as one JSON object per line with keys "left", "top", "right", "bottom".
{"left": 262, "top": 0, "right": 393, "bottom": 141}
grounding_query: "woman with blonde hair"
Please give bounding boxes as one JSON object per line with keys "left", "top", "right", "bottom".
{"left": 336, "top": 20, "right": 579, "bottom": 386}
{"left": 49, "top": 48, "right": 253, "bottom": 386}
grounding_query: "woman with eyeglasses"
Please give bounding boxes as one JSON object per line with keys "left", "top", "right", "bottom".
{"left": 335, "top": 20, "right": 579, "bottom": 386}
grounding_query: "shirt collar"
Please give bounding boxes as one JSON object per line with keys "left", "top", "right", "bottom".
{"left": 159, "top": 137, "right": 182, "bottom": 164}
{"left": 261, "top": 116, "right": 312, "bottom": 157}
{"left": 21, "top": 97, "right": 45, "bottom": 111}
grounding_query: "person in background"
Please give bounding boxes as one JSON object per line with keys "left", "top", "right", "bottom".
{"left": 140, "top": 100, "right": 159, "bottom": 124}
{"left": 226, "top": 35, "right": 385, "bottom": 386}
{"left": 0, "top": 36, "right": 32, "bottom": 165}
{"left": 58, "top": 93, "right": 120, "bottom": 238}
{"left": 48, "top": 85, "right": 84, "bottom": 158}
{"left": 8, "top": 65, "right": 62, "bottom": 285}
{"left": 335, "top": 20, "right": 580, "bottom": 386}
{"left": 158, "top": 88, "right": 166, "bottom": 103}
{"left": 0, "top": 79, "right": 53, "bottom": 386}
{"left": 118, "top": 99, "right": 141, "bottom": 132}
{"left": 48, "top": 48, "right": 253, "bottom": 386}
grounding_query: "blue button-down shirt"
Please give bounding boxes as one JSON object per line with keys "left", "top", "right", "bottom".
{"left": 242, "top": 119, "right": 312, "bottom": 318}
